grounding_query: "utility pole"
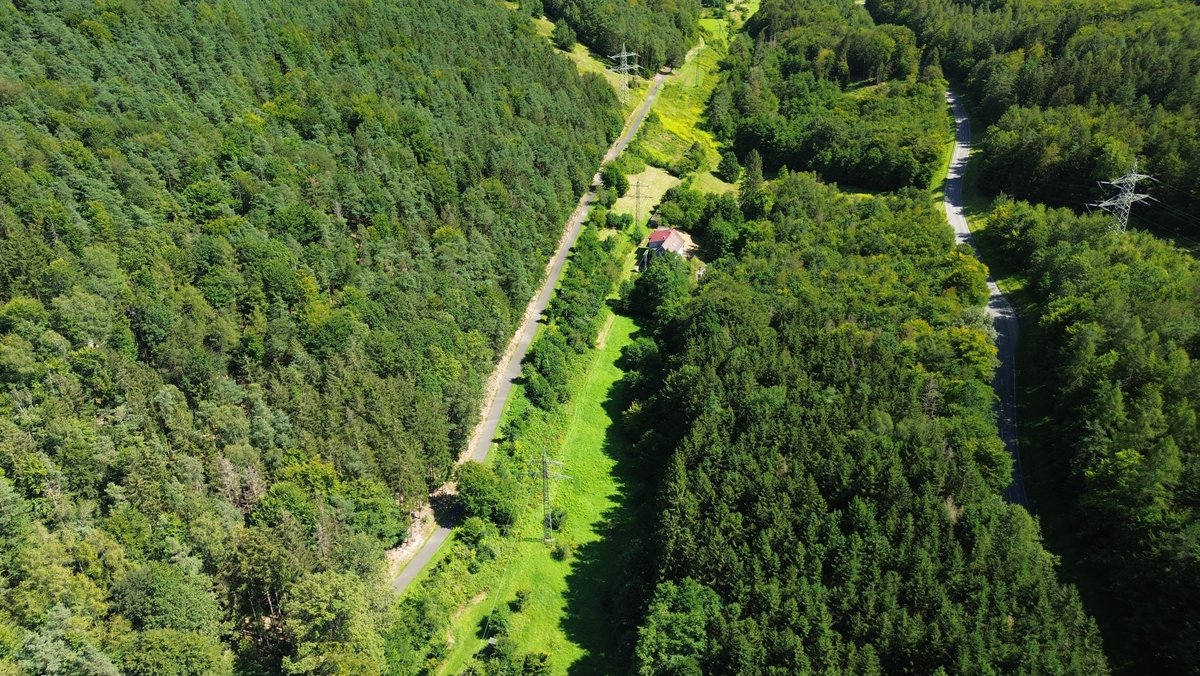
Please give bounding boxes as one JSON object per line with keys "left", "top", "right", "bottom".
{"left": 525, "top": 449, "right": 569, "bottom": 544}
{"left": 609, "top": 42, "right": 640, "bottom": 104}
{"left": 632, "top": 179, "right": 647, "bottom": 228}
{"left": 1092, "top": 160, "right": 1152, "bottom": 232}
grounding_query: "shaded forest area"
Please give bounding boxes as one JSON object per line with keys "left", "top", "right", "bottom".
{"left": 0, "top": 0, "right": 622, "bottom": 671}
{"left": 988, "top": 200, "right": 1200, "bottom": 673}
{"left": 535, "top": 0, "right": 703, "bottom": 71}
{"left": 708, "top": 0, "right": 950, "bottom": 192}
{"left": 617, "top": 175, "right": 1108, "bottom": 673}
{"left": 869, "top": 0, "right": 1200, "bottom": 220}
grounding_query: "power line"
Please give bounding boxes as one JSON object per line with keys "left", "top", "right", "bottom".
{"left": 524, "top": 449, "right": 569, "bottom": 544}
{"left": 609, "top": 42, "right": 640, "bottom": 104}
{"left": 1090, "top": 160, "right": 1152, "bottom": 232}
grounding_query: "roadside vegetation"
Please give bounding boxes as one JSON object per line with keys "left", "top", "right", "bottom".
{"left": 617, "top": 173, "right": 1107, "bottom": 673}
{"left": 385, "top": 215, "right": 649, "bottom": 673}
{"left": 871, "top": 0, "right": 1200, "bottom": 670}
{"left": 870, "top": 0, "right": 1200, "bottom": 239}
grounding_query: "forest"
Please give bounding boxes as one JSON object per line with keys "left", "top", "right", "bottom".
{"left": 863, "top": 0, "right": 1200, "bottom": 670}
{"left": 868, "top": 0, "right": 1200, "bottom": 217}
{"left": 617, "top": 175, "right": 1107, "bottom": 673}
{"left": 707, "top": 0, "right": 950, "bottom": 192}
{"left": 537, "top": 0, "right": 703, "bottom": 71}
{"left": 382, "top": 219, "right": 629, "bottom": 673}
{"left": 987, "top": 200, "right": 1200, "bottom": 672}
{"left": 0, "top": 0, "right": 622, "bottom": 671}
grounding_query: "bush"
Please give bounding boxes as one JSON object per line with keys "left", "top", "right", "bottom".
{"left": 601, "top": 164, "right": 629, "bottom": 197}
{"left": 550, "top": 540, "right": 574, "bottom": 561}
{"left": 457, "top": 516, "right": 492, "bottom": 549}
{"left": 552, "top": 19, "right": 576, "bottom": 51}
{"left": 547, "top": 505, "right": 567, "bottom": 532}
{"left": 482, "top": 606, "right": 512, "bottom": 637}
{"left": 456, "top": 462, "right": 518, "bottom": 528}
{"left": 606, "top": 211, "right": 633, "bottom": 230}
{"left": 510, "top": 589, "right": 532, "bottom": 613}
{"left": 717, "top": 150, "right": 741, "bottom": 183}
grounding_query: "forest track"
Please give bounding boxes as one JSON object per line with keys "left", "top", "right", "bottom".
{"left": 389, "top": 69, "right": 671, "bottom": 596}
{"left": 943, "top": 90, "right": 1029, "bottom": 507}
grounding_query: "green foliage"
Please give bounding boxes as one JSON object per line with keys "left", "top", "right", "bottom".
{"left": 15, "top": 606, "right": 120, "bottom": 676}
{"left": 634, "top": 578, "right": 721, "bottom": 675}
{"left": 0, "top": 0, "right": 621, "bottom": 668}
{"left": 544, "top": 0, "right": 702, "bottom": 70}
{"left": 870, "top": 0, "right": 1200, "bottom": 214}
{"left": 627, "top": 254, "right": 692, "bottom": 336}
{"left": 117, "top": 629, "right": 231, "bottom": 676}
{"left": 552, "top": 18, "right": 577, "bottom": 51}
{"left": 989, "top": 197, "right": 1200, "bottom": 672}
{"left": 709, "top": 0, "right": 947, "bottom": 191}
{"left": 624, "top": 173, "right": 1108, "bottom": 673}
{"left": 602, "top": 164, "right": 630, "bottom": 197}
{"left": 282, "top": 571, "right": 385, "bottom": 675}
{"left": 457, "top": 462, "right": 518, "bottom": 529}
{"left": 546, "top": 226, "right": 623, "bottom": 352}
{"left": 114, "top": 562, "right": 223, "bottom": 637}
{"left": 716, "top": 150, "right": 741, "bottom": 183}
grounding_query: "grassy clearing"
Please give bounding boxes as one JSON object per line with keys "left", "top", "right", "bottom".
{"left": 438, "top": 313, "right": 640, "bottom": 675}
{"left": 633, "top": 38, "right": 723, "bottom": 171}
{"left": 730, "top": 0, "right": 760, "bottom": 25}
{"left": 531, "top": 15, "right": 649, "bottom": 114}
{"left": 689, "top": 170, "right": 736, "bottom": 195}
{"left": 611, "top": 166, "right": 682, "bottom": 226}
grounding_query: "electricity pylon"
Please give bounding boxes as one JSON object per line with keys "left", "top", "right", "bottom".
{"left": 632, "top": 179, "right": 647, "bottom": 227}
{"left": 1092, "top": 160, "right": 1152, "bottom": 232}
{"left": 525, "top": 449, "right": 569, "bottom": 544}
{"left": 609, "top": 43, "right": 640, "bottom": 104}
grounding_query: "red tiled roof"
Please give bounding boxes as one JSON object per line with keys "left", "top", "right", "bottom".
{"left": 648, "top": 227, "right": 675, "bottom": 244}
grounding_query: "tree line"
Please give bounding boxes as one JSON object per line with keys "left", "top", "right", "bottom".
{"left": 868, "top": 0, "right": 1200, "bottom": 217}
{"left": 614, "top": 174, "right": 1108, "bottom": 673}
{"left": 532, "top": 0, "right": 703, "bottom": 71}
{"left": 0, "top": 0, "right": 621, "bottom": 671}
{"left": 707, "top": 0, "right": 951, "bottom": 192}
{"left": 383, "top": 220, "right": 629, "bottom": 674}
{"left": 988, "top": 199, "right": 1200, "bottom": 673}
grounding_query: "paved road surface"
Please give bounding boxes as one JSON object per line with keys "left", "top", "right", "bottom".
{"left": 391, "top": 71, "right": 671, "bottom": 595}
{"left": 944, "top": 91, "right": 1029, "bottom": 506}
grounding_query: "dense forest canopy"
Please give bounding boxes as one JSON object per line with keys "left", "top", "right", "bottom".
{"left": 618, "top": 175, "right": 1107, "bottom": 673}
{"left": 707, "top": 0, "right": 950, "bottom": 191}
{"left": 0, "top": 0, "right": 622, "bottom": 671}
{"left": 538, "top": 0, "right": 703, "bottom": 70}
{"left": 987, "top": 200, "right": 1200, "bottom": 672}
{"left": 869, "top": 0, "right": 1200, "bottom": 217}
{"left": 865, "top": 0, "right": 1200, "bottom": 670}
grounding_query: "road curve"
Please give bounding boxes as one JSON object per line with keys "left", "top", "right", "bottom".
{"left": 944, "top": 90, "right": 1029, "bottom": 507}
{"left": 391, "top": 71, "right": 671, "bottom": 595}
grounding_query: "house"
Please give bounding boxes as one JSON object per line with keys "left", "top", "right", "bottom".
{"left": 647, "top": 227, "right": 687, "bottom": 257}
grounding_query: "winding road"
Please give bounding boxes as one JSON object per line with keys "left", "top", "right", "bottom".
{"left": 390, "top": 70, "right": 671, "bottom": 595}
{"left": 944, "top": 91, "right": 1028, "bottom": 506}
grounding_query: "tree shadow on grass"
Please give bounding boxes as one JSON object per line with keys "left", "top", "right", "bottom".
{"left": 430, "top": 488, "right": 463, "bottom": 529}
{"left": 560, "top": 323, "right": 656, "bottom": 676}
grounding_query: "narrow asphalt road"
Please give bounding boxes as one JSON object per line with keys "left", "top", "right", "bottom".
{"left": 944, "top": 91, "right": 1029, "bottom": 506}
{"left": 391, "top": 71, "right": 671, "bottom": 595}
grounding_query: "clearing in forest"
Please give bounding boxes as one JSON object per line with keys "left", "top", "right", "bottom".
{"left": 438, "top": 313, "right": 641, "bottom": 675}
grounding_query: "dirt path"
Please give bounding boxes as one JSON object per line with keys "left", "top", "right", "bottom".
{"left": 390, "top": 69, "right": 672, "bottom": 596}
